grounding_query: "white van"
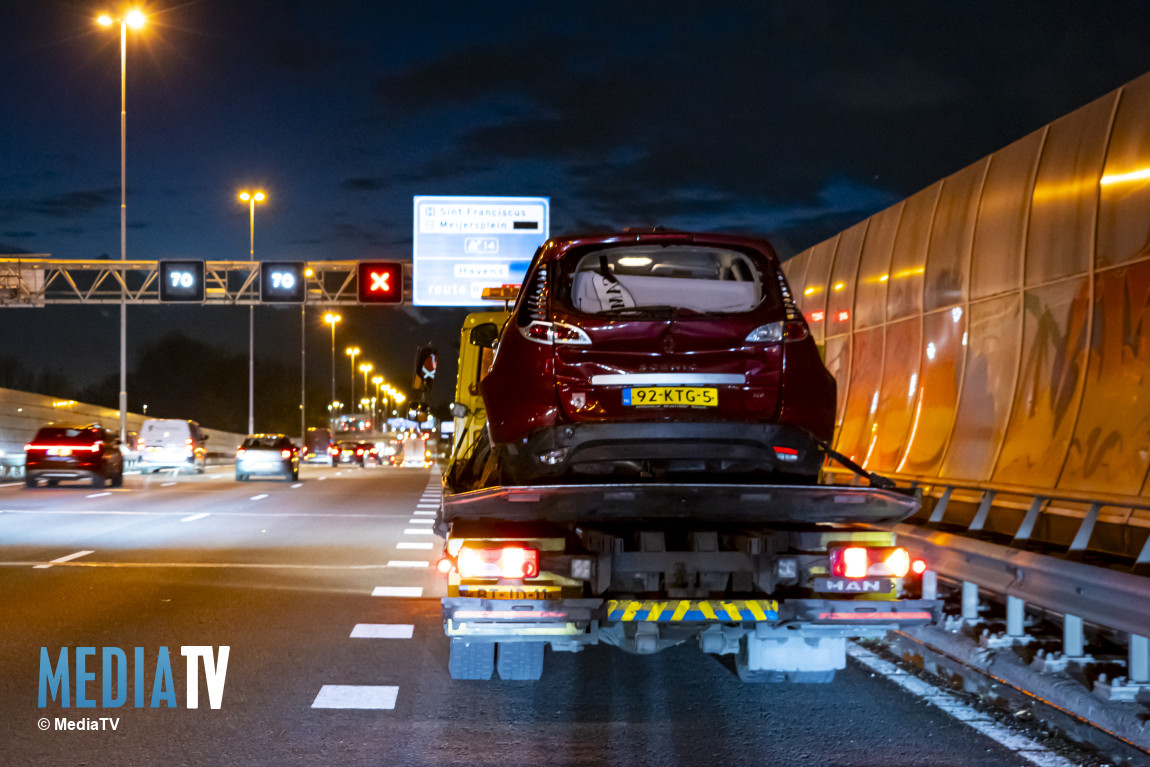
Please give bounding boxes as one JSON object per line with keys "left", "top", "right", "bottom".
{"left": 138, "top": 419, "right": 208, "bottom": 474}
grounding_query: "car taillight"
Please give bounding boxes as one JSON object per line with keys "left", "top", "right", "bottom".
{"left": 186, "top": 438, "right": 193, "bottom": 446}
{"left": 520, "top": 320, "right": 591, "bottom": 345}
{"left": 280, "top": 449, "right": 291, "bottom": 459}
{"left": 356, "top": 448, "right": 363, "bottom": 455}
{"left": 829, "top": 546, "right": 912, "bottom": 579}
{"left": 137, "top": 438, "right": 146, "bottom": 449}
{"left": 236, "top": 448, "right": 246, "bottom": 457}
{"left": 745, "top": 320, "right": 809, "bottom": 343}
{"left": 329, "top": 446, "right": 337, "bottom": 455}
{"left": 456, "top": 546, "right": 539, "bottom": 579}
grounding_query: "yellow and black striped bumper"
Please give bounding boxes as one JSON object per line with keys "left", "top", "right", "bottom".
{"left": 606, "top": 599, "right": 778, "bottom": 623}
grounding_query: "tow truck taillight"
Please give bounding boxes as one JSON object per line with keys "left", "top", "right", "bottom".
{"left": 829, "top": 546, "right": 912, "bottom": 579}
{"left": 456, "top": 546, "right": 539, "bottom": 579}
{"left": 280, "top": 449, "right": 292, "bottom": 459}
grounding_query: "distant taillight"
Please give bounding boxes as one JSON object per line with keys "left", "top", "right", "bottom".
{"left": 329, "top": 446, "right": 337, "bottom": 455}
{"left": 356, "top": 448, "right": 363, "bottom": 455}
{"left": 236, "top": 448, "right": 245, "bottom": 457}
{"left": 280, "top": 449, "right": 291, "bottom": 459}
{"left": 456, "top": 546, "right": 539, "bottom": 579}
{"left": 911, "top": 558, "right": 928, "bottom": 575}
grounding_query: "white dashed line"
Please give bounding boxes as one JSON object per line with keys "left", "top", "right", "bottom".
{"left": 34, "top": 550, "right": 95, "bottom": 569}
{"left": 181, "top": 513, "right": 210, "bottom": 523}
{"left": 291, "top": 483, "right": 303, "bottom": 488}
{"left": 86, "top": 492, "right": 112, "bottom": 498}
{"left": 161, "top": 482, "right": 177, "bottom": 487}
{"left": 351, "top": 624, "right": 414, "bottom": 639}
{"left": 846, "top": 645, "right": 1077, "bottom": 767}
{"left": 311, "top": 685, "right": 398, "bottom": 710}
{"left": 396, "top": 542, "right": 433, "bottom": 550}
{"left": 403, "top": 528, "right": 435, "bottom": 536}
{"left": 250, "top": 494, "right": 268, "bottom": 501}
{"left": 412, "top": 510, "right": 436, "bottom": 516}
{"left": 387, "top": 560, "right": 429, "bottom": 568}
{"left": 407, "top": 518, "right": 434, "bottom": 526}
{"left": 318, "top": 476, "right": 327, "bottom": 481}
{"left": 0, "top": 481, "right": 25, "bottom": 488}
{"left": 372, "top": 586, "right": 423, "bottom": 597}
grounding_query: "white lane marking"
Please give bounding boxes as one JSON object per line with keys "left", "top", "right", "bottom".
{"left": 335, "top": 472, "right": 342, "bottom": 476}
{"left": 396, "top": 542, "right": 433, "bottom": 550}
{"left": 0, "top": 481, "right": 26, "bottom": 488}
{"left": 86, "top": 492, "right": 112, "bottom": 498}
{"left": 407, "top": 518, "right": 434, "bottom": 525}
{"left": 291, "top": 483, "right": 303, "bottom": 488}
{"left": 387, "top": 560, "right": 430, "bottom": 568}
{"left": 318, "top": 476, "right": 327, "bottom": 481}
{"left": 181, "top": 512, "right": 210, "bottom": 523}
{"left": 34, "top": 549, "right": 95, "bottom": 569}
{"left": 412, "top": 510, "right": 436, "bottom": 516}
{"left": 372, "top": 586, "right": 423, "bottom": 597}
{"left": 311, "top": 685, "right": 398, "bottom": 710}
{"left": 351, "top": 624, "right": 414, "bottom": 639}
{"left": 161, "top": 482, "right": 177, "bottom": 487}
{"left": 250, "top": 494, "right": 268, "bottom": 501}
{"left": 403, "top": 528, "right": 435, "bottom": 536}
{"left": 847, "top": 645, "right": 1076, "bottom": 767}
{"left": 416, "top": 502, "right": 438, "bottom": 507}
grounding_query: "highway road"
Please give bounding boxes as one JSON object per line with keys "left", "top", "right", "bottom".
{"left": 0, "top": 464, "right": 1086, "bottom": 766}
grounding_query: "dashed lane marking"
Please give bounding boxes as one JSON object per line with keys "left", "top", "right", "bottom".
{"left": 250, "top": 494, "right": 268, "bottom": 501}
{"left": 372, "top": 586, "right": 423, "bottom": 597}
{"left": 386, "top": 560, "right": 429, "bottom": 568}
{"left": 291, "top": 483, "right": 303, "bottom": 488}
{"left": 412, "top": 510, "right": 435, "bottom": 516}
{"left": 86, "top": 492, "right": 112, "bottom": 498}
{"left": 407, "top": 518, "right": 434, "bottom": 525}
{"left": 33, "top": 550, "right": 95, "bottom": 569}
{"left": 403, "top": 528, "right": 435, "bottom": 536}
{"left": 311, "top": 685, "right": 398, "bottom": 710}
{"left": 161, "top": 482, "right": 177, "bottom": 487}
{"left": 396, "top": 542, "right": 433, "bottom": 550}
{"left": 181, "top": 512, "right": 210, "bottom": 523}
{"left": 0, "top": 482, "right": 25, "bottom": 488}
{"left": 351, "top": 624, "right": 414, "bottom": 639}
{"left": 847, "top": 645, "right": 1077, "bottom": 767}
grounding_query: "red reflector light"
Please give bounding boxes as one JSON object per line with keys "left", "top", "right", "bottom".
{"left": 911, "top": 558, "right": 927, "bottom": 575}
{"left": 809, "top": 310, "right": 825, "bottom": 322}
{"left": 829, "top": 545, "right": 912, "bottom": 578}
{"left": 436, "top": 557, "right": 454, "bottom": 574}
{"left": 456, "top": 546, "right": 539, "bottom": 579}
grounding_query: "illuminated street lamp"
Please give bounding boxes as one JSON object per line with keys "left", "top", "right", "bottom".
{"left": 323, "top": 313, "right": 340, "bottom": 429}
{"left": 238, "top": 190, "right": 267, "bottom": 434}
{"left": 359, "top": 362, "right": 373, "bottom": 411}
{"left": 345, "top": 347, "right": 360, "bottom": 408}
{"left": 371, "top": 375, "right": 383, "bottom": 424}
{"left": 97, "top": 8, "right": 147, "bottom": 443}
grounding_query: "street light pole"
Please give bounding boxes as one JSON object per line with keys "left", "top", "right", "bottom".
{"left": 345, "top": 346, "right": 360, "bottom": 413}
{"left": 239, "top": 190, "right": 265, "bottom": 435}
{"left": 324, "top": 312, "right": 340, "bottom": 431}
{"left": 98, "top": 10, "right": 146, "bottom": 443}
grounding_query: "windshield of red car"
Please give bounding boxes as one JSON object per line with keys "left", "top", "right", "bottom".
{"left": 33, "top": 427, "right": 103, "bottom": 444}
{"left": 559, "top": 244, "right": 778, "bottom": 316}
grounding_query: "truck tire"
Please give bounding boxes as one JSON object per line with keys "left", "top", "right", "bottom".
{"left": 496, "top": 642, "right": 544, "bottom": 681}
{"left": 786, "top": 670, "right": 836, "bottom": 684}
{"left": 448, "top": 639, "right": 494, "bottom": 680}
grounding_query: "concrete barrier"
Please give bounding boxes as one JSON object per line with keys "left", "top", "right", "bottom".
{"left": 0, "top": 387, "right": 247, "bottom": 477}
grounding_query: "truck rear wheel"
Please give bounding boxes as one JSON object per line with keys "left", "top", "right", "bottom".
{"left": 496, "top": 642, "right": 544, "bottom": 681}
{"left": 448, "top": 639, "right": 494, "bottom": 680}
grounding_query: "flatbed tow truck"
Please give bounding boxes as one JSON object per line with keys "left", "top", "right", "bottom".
{"left": 431, "top": 305, "right": 941, "bottom": 682}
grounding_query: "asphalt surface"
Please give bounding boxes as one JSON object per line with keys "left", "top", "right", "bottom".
{"left": 0, "top": 464, "right": 1063, "bottom": 766}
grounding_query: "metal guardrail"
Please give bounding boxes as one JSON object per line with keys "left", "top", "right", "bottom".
{"left": 0, "top": 257, "right": 412, "bottom": 306}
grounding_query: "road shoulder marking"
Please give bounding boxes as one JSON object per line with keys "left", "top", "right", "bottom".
{"left": 34, "top": 549, "right": 95, "bottom": 569}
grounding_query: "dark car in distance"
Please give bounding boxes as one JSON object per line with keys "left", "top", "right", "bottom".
{"left": 25, "top": 424, "right": 124, "bottom": 488}
{"left": 479, "top": 229, "right": 836, "bottom": 485}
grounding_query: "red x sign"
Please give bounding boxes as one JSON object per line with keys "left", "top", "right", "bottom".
{"left": 357, "top": 261, "right": 403, "bottom": 304}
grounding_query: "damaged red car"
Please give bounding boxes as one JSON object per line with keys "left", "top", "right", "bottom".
{"left": 479, "top": 229, "right": 836, "bottom": 485}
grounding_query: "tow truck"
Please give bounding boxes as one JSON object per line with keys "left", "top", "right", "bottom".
{"left": 431, "top": 291, "right": 941, "bottom": 682}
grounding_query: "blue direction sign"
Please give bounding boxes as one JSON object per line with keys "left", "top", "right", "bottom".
{"left": 412, "top": 195, "right": 550, "bottom": 306}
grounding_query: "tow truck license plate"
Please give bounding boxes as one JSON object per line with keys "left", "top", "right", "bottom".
{"left": 623, "top": 387, "right": 717, "bottom": 407}
{"left": 459, "top": 585, "right": 560, "bottom": 600}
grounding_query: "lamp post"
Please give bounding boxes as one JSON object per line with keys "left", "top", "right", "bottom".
{"left": 238, "top": 190, "right": 266, "bottom": 434}
{"left": 323, "top": 313, "right": 340, "bottom": 430}
{"left": 345, "top": 347, "right": 360, "bottom": 412}
{"left": 97, "top": 9, "right": 146, "bottom": 443}
{"left": 359, "top": 362, "right": 373, "bottom": 414}
{"left": 372, "top": 375, "right": 383, "bottom": 425}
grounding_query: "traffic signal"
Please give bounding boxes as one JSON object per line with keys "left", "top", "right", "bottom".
{"left": 260, "top": 261, "right": 306, "bottom": 303}
{"left": 158, "top": 260, "right": 205, "bottom": 303}
{"left": 358, "top": 261, "right": 403, "bottom": 304}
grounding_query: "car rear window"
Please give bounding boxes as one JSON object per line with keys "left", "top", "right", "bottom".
{"left": 34, "top": 427, "right": 102, "bottom": 444}
{"left": 243, "top": 436, "right": 283, "bottom": 449}
{"left": 559, "top": 244, "right": 777, "bottom": 316}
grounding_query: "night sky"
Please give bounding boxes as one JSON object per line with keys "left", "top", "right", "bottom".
{"left": 3, "top": 1, "right": 1150, "bottom": 412}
